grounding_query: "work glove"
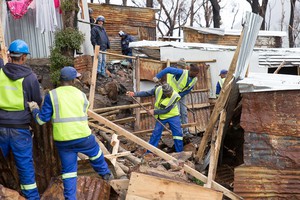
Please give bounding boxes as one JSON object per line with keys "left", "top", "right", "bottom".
{"left": 27, "top": 101, "right": 39, "bottom": 112}
{"left": 126, "top": 91, "right": 135, "bottom": 97}
{"left": 152, "top": 77, "right": 160, "bottom": 83}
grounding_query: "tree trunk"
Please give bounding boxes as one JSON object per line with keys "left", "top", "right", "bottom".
{"left": 289, "top": 0, "right": 296, "bottom": 47}
{"left": 122, "top": 0, "right": 127, "bottom": 6}
{"left": 251, "top": 0, "right": 260, "bottom": 14}
{"left": 190, "top": 0, "right": 195, "bottom": 26}
{"left": 210, "top": 0, "right": 221, "bottom": 28}
{"left": 146, "top": 0, "right": 153, "bottom": 8}
{"left": 259, "top": 0, "right": 268, "bottom": 30}
{"left": 105, "top": 0, "right": 110, "bottom": 4}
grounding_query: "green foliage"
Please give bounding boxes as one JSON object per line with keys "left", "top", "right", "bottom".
{"left": 60, "top": 0, "right": 79, "bottom": 12}
{"left": 49, "top": 28, "right": 84, "bottom": 85}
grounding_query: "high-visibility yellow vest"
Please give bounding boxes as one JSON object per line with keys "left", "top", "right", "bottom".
{"left": 154, "top": 86, "right": 181, "bottom": 120}
{"left": 49, "top": 86, "right": 91, "bottom": 141}
{"left": 218, "top": 78, "right": 225, "bottom": 89}
{"left": 167, "top": 69, "right": 197, "bottom": 93}
{"left": 0, "top": 69, "right": 25, "bottom": 111}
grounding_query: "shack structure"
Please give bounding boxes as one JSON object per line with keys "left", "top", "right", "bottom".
{"left": 235, "top": 73, "right": 300, "bottom": 199}
{"left": 182, "top": 26, "right": 286, "bottom": 48}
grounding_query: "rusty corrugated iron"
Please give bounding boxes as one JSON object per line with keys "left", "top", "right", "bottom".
{"left": 244, "top": 132, "right": 300, "bottom": 169}
{"left": 89, "top": 3, "right": 156, "bottom": 61}
{"left": 234, "top": 165, "right": 300, "bottom": 199}
{"left": 41, "top": 176, "right": 110, "bottom": 200}
{"left": 241, "top": 91, "right": 300, "bottom": 137}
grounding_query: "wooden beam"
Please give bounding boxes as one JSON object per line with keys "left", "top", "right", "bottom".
{"left": 110, "top": 134, "right": 119, "bottom": 166}
{"left": 88, "top": 110, "right": 243, "bottom": 200}
{"left": 89, "top": 45, "right": 100, "bottom": 109}
{"left": 112, "top": 117, "right": 135, "bottom": 124}
{"left": 93, "top": 102, "right": 151, "bottom": 113}
{"left": 126, "top": 172, "right": 223, "bottom": 200}
{"left": 167, "top": 59, "right": 217, "bottom": 63}
{"left": 100, "top": 110, "right": 120, "bottom": 117}
{"left": 132, "top": 122, "right": 197, "bottom": 135}
{"left": 88, "top": 122, "right": 115, "bottom": 134}
{"left": 134, "top": 56, "right": 141, "bottom": 131}
{"left": 104, "top": 151, "right": 131, "bottom": 160}
{"left": 273, "top": 60, "right": 285, "bottom": 74}
{"left": 195, "top": 30, "right": 244, "bottom": 161}
{"left": 206, "top": 110, "right": 226, "bottom": 188}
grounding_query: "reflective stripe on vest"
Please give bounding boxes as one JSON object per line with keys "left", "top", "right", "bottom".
{"left": 62, "top": 172, "right": 77, "bottom": 179}
{"left": 20, "top": 183, "right": 37, "bottom": 190}
{"left": 154, "top": 86, "right": 181, "bottom": 120}
{"left": 173, "top": 136, "right": 183, "bottom": 140}
{"left": 167, "top": 70, "right": 197, "bottom": 93}
{"left": 49, "top": 86, "right": 91, "bottom": 141}
{"left": 89, "top": 148, "right": 103, "bottom": 161}
{"left": 0, "top": 69, "right": 25, "bottom": 111}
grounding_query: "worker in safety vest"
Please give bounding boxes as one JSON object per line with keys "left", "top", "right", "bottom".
{"left": 0, "top": 39, "right": 42, "bottom": 199}
{"left": 153, "top": 61, "right": 200, "bottom": 137}
{"left": 28, "top": 66, "right": 111, "bottom": 200}
{"left": 126, "top": 83, "right": 183, "bottom": 152}
{"left": 216, "top": 69, "right": 228, "bottom": 98}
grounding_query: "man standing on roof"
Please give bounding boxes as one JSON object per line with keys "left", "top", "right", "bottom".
{"left": 153, "top": 60, "right": 200, "bottom": 137}
{"left": 216, "top": 69, "right": 228, "bottom": 98}
{"left": 126, "top": 83, "right": 183, "bottom": 152}
{"left": 90, "top": 15, "right": 110, "bottom": 78}
{"left": 27, "top": 66, "right": 112, "bottom": 200}
{"left": 118, "top": 30, "right": 133, "bottom": 63}
{"left": 0, "top": 39, "right": 42, "bottom": 200}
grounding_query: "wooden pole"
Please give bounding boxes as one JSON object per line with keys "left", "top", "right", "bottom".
{"left": 88, "top": 110, "right": 243, "bottom": 200}
{"left": 273, "top": 60, "right": 285, "bottom": 74}
{"left": 89, "top": 45, "right": 100, "bottom": 109}
{"left": 110, "top": 134, "right": 119, "bottom": 166}
{"left": 93, "top": 102, "right": 151, "bottom": 113}
{"left": 195, "top": 30, "right": 244, "bottom": 162}
{"left": 206, "top": 110, "right": 226, "bottom": 188}
{"left": 0, "top": 6, "right": 8, "bottom": 65}
{"left": 134, "top": 56, "right": 141, "bottom": 131}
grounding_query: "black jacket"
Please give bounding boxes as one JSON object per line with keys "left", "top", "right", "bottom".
{"left": 121, "top": 34, "right": 133, "bottom": 55}
{"left": 0, "top": 63, "right": 42, "bottom": 128}
{"left": 90, "top": 26, "right": 110, "bottom": 51}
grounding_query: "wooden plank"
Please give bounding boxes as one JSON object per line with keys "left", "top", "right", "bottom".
{"left": 88, "top": 110, "right": 243, "bottom": 200}
{"left": 93, "top": 102, "right": 151, "bottom": 113}
{"left": 88, "top": 122, "right": 115, "bottom": 134}
{"left": 195, "top": 30, "right": 243, "bottom": 161}
{"left": 168, "top": 59, "right": 217, "bottom": 63}
{"left": 134, "top": 56, "right": 141, "bottom": 131}
{"left": 89, "top": 45, "right": 100, "bottom": 109}
{"left": 206, "top": 110, "right": 226, "bottom": 188}
{"left": 110, "top": 134, "right": 119, "bottom": 166}
{"left": 104, "top": 151, "right": 131, "bottom": 160}
{"left": 112, "top": 117, "right": 135, "bottom": 124}
{"left": 110, "top": 179, "right": 130, "bottom": 194}
{"left": 126, "top": 172, "right": 223, "bottom": 200}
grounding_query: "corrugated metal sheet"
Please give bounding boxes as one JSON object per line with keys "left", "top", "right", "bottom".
{"left": 4, "top": 9, "right": 62, "bottom": 58}
{"left": 234, "top": 165, "right": 300, "bottom": 199}
{"left": 258, "top": 50, "right": 300, "bottom": 68}
{"left": 244, "top": 132, "right": 300, "bottom": 169}
{"left": 241, "top": 90, "right": 300, "bottom": 137}
{"left": 238, "top": 73, "right": 300, "bottom": 93}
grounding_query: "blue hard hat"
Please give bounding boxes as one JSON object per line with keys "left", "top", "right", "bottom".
{"left": 60, "top": 66, "right": 81, "bottom": 81}
{"left": 96, "top": 15, "right": 105, "bottom": 22}
{"left": 8, "top": 39, "right": 30, "bottom": 55}
{"left": 219, "top": 69, "right": 228, "bottom": 75}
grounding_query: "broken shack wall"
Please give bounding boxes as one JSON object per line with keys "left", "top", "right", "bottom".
{"left": 160, "top": 46, "right": 265, "bottom": 98}
{"left": 88, "top": 3, "right": 156, "bottom": 61}
{"left": 234, "top": 90, "right": 300, "bottom": 199}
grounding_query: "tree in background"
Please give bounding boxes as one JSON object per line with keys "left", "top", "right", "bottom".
{"left": 210, "top": 0, "right": 221, "bottom": 28}
{"left": 289, "top": 0, "right": 296, "bottom": 47}
{"left": 246, "top": 0, "right": 269, "bottom": 30}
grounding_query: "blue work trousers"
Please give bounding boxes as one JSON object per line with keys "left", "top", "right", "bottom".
{"left": 55, "top": 134, "right": 110, "bottom": 200}
{"left": 0, "top": 127, "right": 40, "bottom": 200}
{"left": 149, "top": 115, "right": 183, "bottom": 152}
{"left": 97, "top": 51, "right": 107, "bottom": 75}
{"left": 177, "top": 96, "right": 189, "bottom": 135}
